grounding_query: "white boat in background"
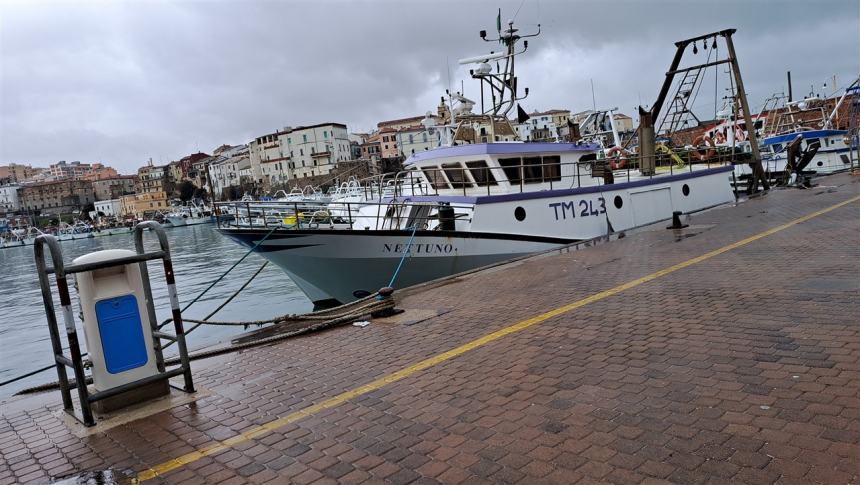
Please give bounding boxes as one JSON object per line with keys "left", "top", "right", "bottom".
{"left": 165, "top": 200, "right": 213, "bottom": 227}
{"left": 730, "top": 78, "right": 859, "bottom": 183}
{"left": 217, "top": 19, "right": 737, "bottom": 308}
{"left": 56, "top": 221, "right": 95, "bottom": 241}
{"left": 1, "top": 226, "right": 46, "bottom": 249}
{"left": 93, "top": 224, "right": 133, "bottom": 237}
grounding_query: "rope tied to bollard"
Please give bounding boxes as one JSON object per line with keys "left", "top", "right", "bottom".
{"left": 1, "top": 223, "right": 281, "bottom": 390}
{"left": 15, "top": 288, "right": 397, "bottom": 395}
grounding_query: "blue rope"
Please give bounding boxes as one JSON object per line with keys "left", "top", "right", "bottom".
{"left": 386, "top": 225, "right": 419, "bottom": 289}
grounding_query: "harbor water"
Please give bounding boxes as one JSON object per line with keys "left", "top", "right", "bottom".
{"left": 0, "top": 223, "right": 312, "bottom": 399}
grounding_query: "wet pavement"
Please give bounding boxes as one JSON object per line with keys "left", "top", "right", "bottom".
{"left": 1, "top": 172, "right": 859, "bottom": 484}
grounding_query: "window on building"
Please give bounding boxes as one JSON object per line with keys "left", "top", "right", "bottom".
{"left": 408, "top": 134, "right": 414, "bottom": 144}
{"left": 323, "top": 131, "right": 328, "bottom": 139}
{"left": 300, "top": 149, "right": 304, "bottom": 156}
{"left": 302, "top": 134, "right": 307, "bottom": 143}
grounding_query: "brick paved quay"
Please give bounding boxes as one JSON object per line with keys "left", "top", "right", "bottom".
{"left": 2, "top": 172, "right": 860, "bottom": 485}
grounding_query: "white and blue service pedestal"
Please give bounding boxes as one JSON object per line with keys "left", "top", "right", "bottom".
{"left": 33, "top": 222, "right": 194, "bottom": 426}
{"left": 74, "top": 249, "right": 167, "bottom": 413}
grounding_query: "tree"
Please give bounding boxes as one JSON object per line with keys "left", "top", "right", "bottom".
{"left": 177, "top": 181, "right": 196, "bottom": 201}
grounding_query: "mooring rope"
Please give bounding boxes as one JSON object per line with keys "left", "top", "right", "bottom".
{"left": 161, "top": 261, "right": 269, "bottom": 349}
{"left": 1, "top": 223, "right": 282, "bottom": 389}
{"left": 387, "top": 225, "right": 419, "bottom": 288}
{"left": 157, "top": 223, "right": 281, "bottom": 330}
{"left": 15, "top": 290, "right": 395, "bottom": 395}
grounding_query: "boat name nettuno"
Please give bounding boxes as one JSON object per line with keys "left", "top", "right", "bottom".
{"left": 548, "top": 197, "right": 607, "bottom": 220}
{"left": 383, "top": 242, "right": 455, "bottom": 254}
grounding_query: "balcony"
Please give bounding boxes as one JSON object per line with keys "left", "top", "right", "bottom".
{"left": 311, "top": 151, "right": 331, "bottom": 158}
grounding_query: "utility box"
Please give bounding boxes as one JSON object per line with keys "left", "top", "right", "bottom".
{"left": 74, "top": 249, "right": 168, "bottom": 412}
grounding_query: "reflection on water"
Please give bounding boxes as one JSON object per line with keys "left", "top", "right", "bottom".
{"left": 0, "top": 224, "right": 311, "bottom": 399}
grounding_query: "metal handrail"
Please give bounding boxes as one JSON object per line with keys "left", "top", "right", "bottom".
{"left": 215, "top": 149, "right": 734, "bottom": 232}
{"left": 32, "top": 222, "right": 194, "bottom": 427}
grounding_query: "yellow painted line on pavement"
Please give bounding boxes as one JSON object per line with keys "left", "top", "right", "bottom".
{"left": 137, "top": 194, "right": 860, "bottom": 481}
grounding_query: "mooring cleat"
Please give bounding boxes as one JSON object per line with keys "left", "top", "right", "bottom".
{"left": 666, "top": 211, "right": 689, "bottom": 230}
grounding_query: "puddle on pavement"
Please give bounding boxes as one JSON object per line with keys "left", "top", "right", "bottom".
{"left": 50, "top": 469, "right": 138, "bottom": 485}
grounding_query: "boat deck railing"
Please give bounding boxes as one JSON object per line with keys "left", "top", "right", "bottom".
{"left": 215, "top": 198, "right": 477, "bottom": 232}
{"left": 215, "top": 148, "right": 736, "bottom": 232}
{"left": 385, "top": 147, "right": 736, "bottom": 199}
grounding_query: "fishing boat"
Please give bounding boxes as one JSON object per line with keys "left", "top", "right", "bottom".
{"left": 56, "top": 221, "right": 95, "bottom": 241}
{"left": 164, "top": 200, "right": 213, "bottom": 227}
{"left": 217, "top": 19, "right": 736, "bottom": 308}
{"left": 1, "top": 226, "right": 45, "bottom": 249}
{"left": 733, "top": 78, "right": 859, "bottom": 183}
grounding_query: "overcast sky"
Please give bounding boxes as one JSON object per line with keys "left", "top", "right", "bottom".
{"left": 1, "top": 0, "right": 857, "bottom": 173}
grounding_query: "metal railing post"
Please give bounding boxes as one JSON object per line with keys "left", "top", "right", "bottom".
{"left": 135, "top": 222, "right": 194, "bottom": 393}
{"left": 35, "top": 235, "right": 95, "bottom": 425}
{"left": 33, "top": 236, "right": 73, "bottom": 412}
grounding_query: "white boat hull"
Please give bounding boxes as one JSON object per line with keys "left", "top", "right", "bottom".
{"left": 166, "top": 216, "right": 212, "bottom": 227}
{"left": 221, "top": 230, "right": 565, "bottom": 305}
{"left": 221, "top": 166, "right": 735, "bottom": 305}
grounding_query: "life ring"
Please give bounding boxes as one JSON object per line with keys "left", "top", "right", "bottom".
{"left": 692, "top": 135, "right": 716, "bottom": 161}
{"left": 714, "top": 131, "right": 726, "bottom": 144}
{"left": 735, "top": 127, "right": 746, "bottom": 142}
{"left": 605, "top": 146, "right": 630, "bottom": 170}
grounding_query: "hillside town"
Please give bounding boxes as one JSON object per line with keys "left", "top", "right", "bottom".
{"left": 1, "top": 87, "right": 855, "bottom": 228}
{"left": 0, "top": 105, "right": 636, "bottom": 225}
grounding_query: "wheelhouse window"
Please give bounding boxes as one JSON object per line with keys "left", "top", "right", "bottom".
{"left": 543, "top": 155, "right": 561, "bottom": 182}
{"left": 421, "top": 167, "right": 448, "bottom": 190}
{"left": 441, "top": 163, "right": 467, "bottom": 189}
{"left": 498, "top": 157, "right": 523, "bottom": 185}
{"left": 523, "top": 156, "right": 542, "bottom": 184}
{"left": 465, "top": 160, "right": 497, "bottom": 186}
{"left": 499, "top": 156, "right": 561, "bottom": 185}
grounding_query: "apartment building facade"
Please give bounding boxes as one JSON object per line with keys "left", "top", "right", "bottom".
{"left": 18, "top": 180, "right": 95, "bottom": 215}
{"left": 92, "top": 176, "right": 136, "bottom": 201}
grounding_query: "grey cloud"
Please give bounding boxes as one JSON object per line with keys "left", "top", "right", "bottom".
{"left": 1, "top": 0, "right": 857, "bottom": 172}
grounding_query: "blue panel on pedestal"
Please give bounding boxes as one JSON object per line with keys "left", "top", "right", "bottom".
{"left": 95, "top": 295, "right": 148, "bottom": 374}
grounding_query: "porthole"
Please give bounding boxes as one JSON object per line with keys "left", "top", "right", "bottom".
{"left": 514, "top": 206, "right": 526, "bottom": 221}
{"left": 817, "top": 161, "right": 823, "bottom": 167}
{"left": 682, "top": 184, "right": 690, "bottom": 196}
{"left": 614, "top": 195, "right": 623, "bottom": 209}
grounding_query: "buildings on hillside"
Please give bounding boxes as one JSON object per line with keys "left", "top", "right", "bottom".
{"left": 92, "top": 176, "right": 136, "bottom": 201}
{"left": 245, "top": 123, "right": 350, "bottom": 192}
{"left": 17, "top": 180, "right": 95, "bottom": 216}
{"left": 208, "top": 145, "right": 251, "bottom": 200}
{"left": 0, "top": 184, "right": 20, "bottom": 215}
{"left": 117, "top": 163, "right": 174, "bottom": 218}
{"left": 0, "top": 164, "right": 42, "bottom": 184}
